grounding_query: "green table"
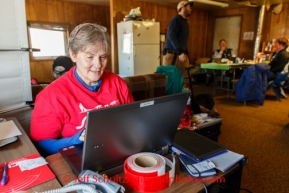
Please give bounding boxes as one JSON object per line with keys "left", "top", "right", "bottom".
{"left": 201, "top": 63, "right": 252, "bottom": 70}
{"left": 200, "top": 63, "right": 253, "bottom": 97}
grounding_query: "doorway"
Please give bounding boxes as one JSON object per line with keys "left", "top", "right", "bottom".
{"left": 213, "top": 16, "right": 242, "bottom": 56}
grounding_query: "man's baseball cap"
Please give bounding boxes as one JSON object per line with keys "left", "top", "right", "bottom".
{"left": 177, "top": 1, "right": 194, "bottom": 11}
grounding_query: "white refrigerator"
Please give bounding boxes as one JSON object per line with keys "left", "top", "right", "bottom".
{"left": 117, "top": 21, "right": 160, "bottom": 76}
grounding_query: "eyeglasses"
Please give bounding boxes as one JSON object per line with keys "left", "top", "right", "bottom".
{"left": 70, "top": 23, "right": 107, "bottom": 39}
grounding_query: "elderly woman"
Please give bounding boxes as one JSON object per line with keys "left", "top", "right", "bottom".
{"left": 30, "top": 23, "right": 134, "bottom": 156}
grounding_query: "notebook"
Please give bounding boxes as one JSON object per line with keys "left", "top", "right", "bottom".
{"left": 172, "top": 129, "right": 227, "bottom": 162}
{"left": 59, "top": 92, "right": 189, "bottom": 176}
{"left": 209, "top": 150, "right": 245, "bottom": 172}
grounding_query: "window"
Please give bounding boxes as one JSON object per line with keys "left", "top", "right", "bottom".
{"left": 27, "top": 22, "right": 70, "bottom": 60}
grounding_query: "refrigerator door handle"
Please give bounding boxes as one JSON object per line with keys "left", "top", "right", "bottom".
{"left": 133, "top": 45, "right": 136, "bottom": 57}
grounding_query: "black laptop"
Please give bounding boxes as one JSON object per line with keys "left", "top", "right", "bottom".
{"left": 172, "top": 129, "right": 227, "bottom": 162}
{"left": 59, "top": 92, "right": 189, "bottom": 176}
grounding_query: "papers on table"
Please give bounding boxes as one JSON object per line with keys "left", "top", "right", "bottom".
{"left": 17, "top": 157, "right": 48, "bottom": 172}
{"left": 194, "top": 113, "right": 216, "bottom": 123}
{"left": 0, "top": 120, "right": 22, "bottom": 140}
{"left": 176, "top": 148, "right": 245, "bottom": 173}
{"left": 209, "top": 150, "right": 244, "bottom": 172}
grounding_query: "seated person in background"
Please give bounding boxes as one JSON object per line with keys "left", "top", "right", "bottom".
{"left": 268, "top": 37, "right": 289, "bottom": 81}
{"left": 52, "top": 56, "right": 74, "bottom": 79}
{"left": 206, "top": 39, "right": 236, "bottom": 86}
{"left": 30, "top": 23, "right": 135, "bottom": 156}
{"left": 212, "top": 39, "right": 236, "bottom": 59}
{"left": 279, "top": 62, "right": 289, "bottom": 98}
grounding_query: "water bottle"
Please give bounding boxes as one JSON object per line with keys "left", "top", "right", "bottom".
{"left": 180, "top": 96, "right": 191, "bottom": 127}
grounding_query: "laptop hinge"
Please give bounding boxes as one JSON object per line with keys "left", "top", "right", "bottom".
{"left": 154, "top": 145, "right": 169, "bottom": 155}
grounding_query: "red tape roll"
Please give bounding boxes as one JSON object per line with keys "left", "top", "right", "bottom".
{"left": 124, "top": 152, "right": 175, "bottom": 192}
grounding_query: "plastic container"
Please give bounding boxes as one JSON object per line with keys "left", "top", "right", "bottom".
{"left": 180, "top": 96, "right": 191, "bottom": 127}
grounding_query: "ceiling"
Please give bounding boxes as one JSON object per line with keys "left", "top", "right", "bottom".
{"left": 59, "top": 0, "right": 289, "bottom": 10}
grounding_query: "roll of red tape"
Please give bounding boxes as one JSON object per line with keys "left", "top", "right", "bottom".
{"left": 124, "top": 152, "right": 175, "bottom": 192}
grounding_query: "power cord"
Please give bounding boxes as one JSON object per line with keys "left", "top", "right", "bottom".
{"left": 174, "top": 152, "right": 208, "bottom": 193}
{"left": 33, "top": 184, "right": 99, "bottom": 193}
{"left": 201, "top": 182, "right": 208, "bottom": 193}
{"left": 33, "top": 170, "right": 125, "bottom": 193}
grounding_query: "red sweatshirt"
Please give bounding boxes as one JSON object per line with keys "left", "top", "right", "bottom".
{"left": 31, "top": 67, "right": 134, "bottom": 142}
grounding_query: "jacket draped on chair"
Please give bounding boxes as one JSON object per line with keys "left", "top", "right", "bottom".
{"left": 235, "top": 63, "right": 272, "bottom": 105}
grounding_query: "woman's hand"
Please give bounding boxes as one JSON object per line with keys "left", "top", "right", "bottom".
{"left": 79, "top": 129, "right": 86, "bottom": 141}
{"left": 178, "top": 53, "right": 186, "bottom": 62}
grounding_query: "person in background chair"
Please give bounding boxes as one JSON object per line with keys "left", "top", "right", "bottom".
{"left": 206, "top": 39, "right": 236, "bottom": 86}
{"left": 212, "top": 39, "right": 236, "bottom": 59}
{"left": 162, "top": 1, "right": 194, "bottom": 76}
{"left": 268, "top": 37, "right": 289, "bottom": 81}
{"left": 30, "top": 23, "right": 134, "bottom": 156}
{"left": 52, "top": 56, "right": 74, "bottom": 79}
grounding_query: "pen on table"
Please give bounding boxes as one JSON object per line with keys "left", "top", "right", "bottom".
{"left": 1, "top": 163, "right": 8, "bottom": 186}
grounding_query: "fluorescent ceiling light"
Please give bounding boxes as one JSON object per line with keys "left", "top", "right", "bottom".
{"left": 189, "top": 0, "right": 229, "bottom": 7}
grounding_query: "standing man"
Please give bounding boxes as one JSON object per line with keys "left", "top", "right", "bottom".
{"left": 162, "top": 1, "right": 194, "bottom": 76}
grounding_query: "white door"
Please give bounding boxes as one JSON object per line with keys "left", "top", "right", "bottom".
{"left": 213, "top": 16, "right": 241, "bottom": 56}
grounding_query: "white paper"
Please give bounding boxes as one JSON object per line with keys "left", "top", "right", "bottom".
{"left": 0, "top": 120, "right": 22, "bottom": 140}
{"left": 210, "top": 150, "right": 244, "bottom": 172}
{"left": 17, "top": 157, "right": 48, "bottom": 172}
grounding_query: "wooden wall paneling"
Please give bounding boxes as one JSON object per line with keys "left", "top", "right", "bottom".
{"left": 47, "top": 0, "right": 57, "bottom": 22}
{"left": 206, "top": 7, "right": 259, "bottom": 60}
{"left": 205, "top": 13, "right": 214, "bottom": 58}
{"left": 25, "top": 0, "right": 38, "bottom": 21}
{"left": 188, "top": 9, "right": 209, "bottom": 63}
{"left": 26, "top": 0, "right": 110, "bottom": 82}
{"left": 30, "top": 61, "right": 54, "bottom": 83}
{"left": 267, "top": 3, "right": 289, "bottom": 40}
{"left": 54, "top": 0, "right": 66, "bottom": 22}
{"left": 93, "top": 6, "right": 108, "bottom": 27}
{"left": 38, "top": 0, "right": 49, "bottom": 21}
{"left": 63, "top": 2, "right": 75, "bottom": 24}
{"left": 86, "top": 4, "right": 96, "bottom": 23}
{"left": 285, "top": 3, "right": 289, "bottom": 38}
{"left": 77, "top": 4, "right": 88, "bottom": 23}
{"left": 110, "top": 0, "right": 208, "bottom": 73}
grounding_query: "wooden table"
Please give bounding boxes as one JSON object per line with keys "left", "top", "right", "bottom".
{"left": 0, "top": 117, "right": 62, "bottom": 192}
{"left": 46, "top": 153, "right": 243, "bottom": 193}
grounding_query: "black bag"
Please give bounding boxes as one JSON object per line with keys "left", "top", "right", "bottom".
{"left": 194, "top": 94, "right": 215, "bottom": 110}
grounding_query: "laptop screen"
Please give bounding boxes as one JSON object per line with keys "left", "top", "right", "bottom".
{"left": 81, "top": 92, "right": 189, "bottom": 174}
